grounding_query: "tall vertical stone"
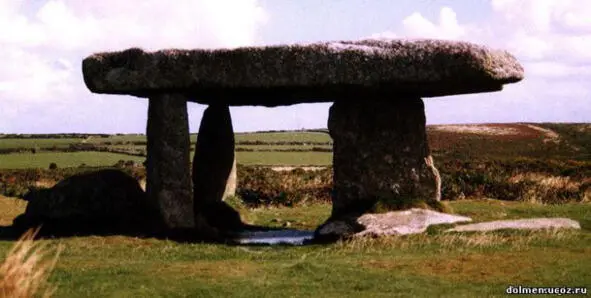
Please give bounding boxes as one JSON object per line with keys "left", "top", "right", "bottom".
{"left": 146, "top": 94, "right": 194, "bottom": 228}
{"left": 328, "top": 97, "right": 441, "bottom": 219}
{"left": 193, "top": 105, "right": 242, "bottom": 230}
{"left": 223, "top": 158, "right": 237, "bottom": 200}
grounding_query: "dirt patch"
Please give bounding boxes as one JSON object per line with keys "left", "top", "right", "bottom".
{"left": 34, "top": 179, "right": 56, "bottom": 189}
{"left": 431, "top": 124, "right": 521, "bottom": 136}
{"left": 430, "top": 124, "right": 559, "bottom": 140}
{"left": 525, "top": 124, "right": 560, "bottom": 144}
{"left": 269, "top": 166, "right": 328, "bottom": 172}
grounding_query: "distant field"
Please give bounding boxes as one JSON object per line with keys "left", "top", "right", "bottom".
{"left": 0, "top": 124, "right": 589, "bottom": 169}
{"left": 236, "top": 151, "right": 332, "bottom": 166}
{"left": 235, "top": 132, "right": 331, "bottom": 143}
{"left": 0, "top": 132, "right": 331, "bottom": 149}
{"left": 0, "top": 151, "right": 332, "bottom": 169}
{"left": 0, "top": 152, "right": 145, "bottom": 169}
{"left": 0, "top": 138, "right": 82, "bottom": 149}
{"left": 236, "top": 145, "right": 333, "bottom": 151}
{"left": 109, "top": 144, "right": 333, "bottom": 151}
{"left": 95, "top": 132, "right": 332, "bottom": 144}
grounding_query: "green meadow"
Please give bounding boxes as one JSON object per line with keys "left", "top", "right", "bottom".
{"left": 0, "top": 197, "right": 589, "bottom": 297}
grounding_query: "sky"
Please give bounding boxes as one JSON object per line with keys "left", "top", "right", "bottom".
{"left": 0, "top": 0, "right": 589, "bottom": 133}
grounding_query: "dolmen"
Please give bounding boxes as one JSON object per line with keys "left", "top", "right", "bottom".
{"left": 82, "top": 38, "right": 524, "bottom": 240}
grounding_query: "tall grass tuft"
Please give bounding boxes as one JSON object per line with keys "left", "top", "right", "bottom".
{"left": 0, "top": 228, "right": 62, "bottom": 298}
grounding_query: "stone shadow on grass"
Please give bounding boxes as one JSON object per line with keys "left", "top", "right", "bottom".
{"left": 0, "top": 169, "right": 240, "bottom": 244}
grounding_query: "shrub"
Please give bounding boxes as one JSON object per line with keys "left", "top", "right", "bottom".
{"left": 236, "top": 166, "right": 332, "bottom": 207}
{"left": 48, "top": 163, "right": 58, "bottom": 170}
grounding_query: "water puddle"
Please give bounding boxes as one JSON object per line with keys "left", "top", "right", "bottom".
{"left": 235, "top": 229, "right": 315, "bottom": 245}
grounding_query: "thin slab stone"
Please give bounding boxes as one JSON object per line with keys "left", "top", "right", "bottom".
{"left": 146, "top": 94, "right": 194, "bottom": 228}
{"left": 193, "top": 105, "right": 242, "bottom": 230}
{"left": 447, "top": 218, "right": 581, "bottom": 232}
{"left": 82, "top": 39, "right": 524, "bottom": 105}
{"left": 316, "top": 208, "right": 472, "bottom": 239}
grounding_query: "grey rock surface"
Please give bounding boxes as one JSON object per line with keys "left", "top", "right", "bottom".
{"left": 329, "top": 98, "right": 441, "bottom": 218}
{"left": 223, "top": 158, "right": 237, "bottom": 200}
{"left": 82, "top": 39, "right": 524, "bottom": 105}
{"left": 315, "top": 208, "right": 472, "bottom": 238}
{"left": 447, "top": 218, "right": 581, "bottom": 232}
{"left": 146, "top": 94, "right": 195, "bottom": 229}
{"left": 193, "top": 105, "right": 243, "bottom": 230}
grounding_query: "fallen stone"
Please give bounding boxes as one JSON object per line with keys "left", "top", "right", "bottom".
{"left": 315, "top": 208, "right": 472, "bottom": 239}
{"left": 328, "top": 97, "right": 441, "bottom": 218}
{"left": 82, "top": 39, "right": 524, "bottom": 105}
{"left": 12, "top": 169, "right": 164, "bottom": 236}
{"left": 447, "top": 218, "right": 581, "bottom": 232}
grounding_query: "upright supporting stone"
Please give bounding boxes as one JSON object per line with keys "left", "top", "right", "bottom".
{"left": 223, "top": 158, "right": 237, "bottom": 200}
{"left": 328, "top": 97, "right": 441, "bottom": 219}
{"left": 193, "top": 105, "right": 242, "bottom": 231}
{"left": 146, "top": 94, "right": 194, "bottom": 229}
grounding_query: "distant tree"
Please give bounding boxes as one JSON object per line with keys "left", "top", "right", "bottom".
{"left": 49, "top": 163, "right": 58, "bottom": 170}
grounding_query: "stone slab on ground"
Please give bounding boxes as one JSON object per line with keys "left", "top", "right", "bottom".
{"left": 315, "top": 208, "right": 472, "bottom": 239}
{"left": 83, "top": 39, "right": 524, "bottom": 105}
{"left": 447, "top": 218, "right": 581, "bottom": 232}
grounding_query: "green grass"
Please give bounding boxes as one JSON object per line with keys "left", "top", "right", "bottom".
{"left": 235, "top": 132, "right": 331, "bottom": 143}
{"left": 0, "top": 151, "right": 333, "bottom": 169}
{"left": 236, "top": 151, "right": 332, "bottom": 166}
{"left": 109, "top": 144, "right": 333, "bottom": 151}
{"left": 0, "top": 152, "right": 146, "bottom": 169}
{"left": 236, "top": 145, "right": 333, "bottom": 151}
{"left": 0, "top": 138, "right": 83, "bottom": 149}
{"left": 0, "top": 198, "right": 590, "bottom": 297}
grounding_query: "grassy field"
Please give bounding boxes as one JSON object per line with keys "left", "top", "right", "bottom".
{"left": 0, "top": 151, "right": 333, "bottom": 169}
{"left": 0, "top": 123, "right": 581, "bottom": 169}
{"left": 0, "top": 132, "right": 331, "bottom": 149}
{"left": 0, "top": 152, "right": 146, "bottom": 169}
{"left": 0, "top": 138, "right": 82, "bottom": 149}
{"left": 0, "top": 197, "right": 589, "bottom": 297}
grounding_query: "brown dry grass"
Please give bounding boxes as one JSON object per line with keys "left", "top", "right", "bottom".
{"left": 0, "top": 228, "right": 62, "bottom": 298}
{"left": 508, "top": 172, "right": 589, "bottom": 203}
{"left": 333, "top": 228, "right": 578, "bottom": 253}
{"left": 0, "top": 195, "right": 26, "bottom": 226}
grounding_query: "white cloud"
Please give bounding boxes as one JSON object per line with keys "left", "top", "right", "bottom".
{"left": 368, "top": 1, "right": 590, "bottom": 124}
{"left": 0, "top": 0, "right": 268, "bottom": 132}
{"left": 401, "top": 7, "right": 466, "bottom": 40}
{"left": 492, "top": 0, "right": 591, "bottom": 32}
{"left": 491, "top": 0, "right": 591, "bottom": 62}
{"left": 525, "top": 62, "right": 591, "bottom": 78}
